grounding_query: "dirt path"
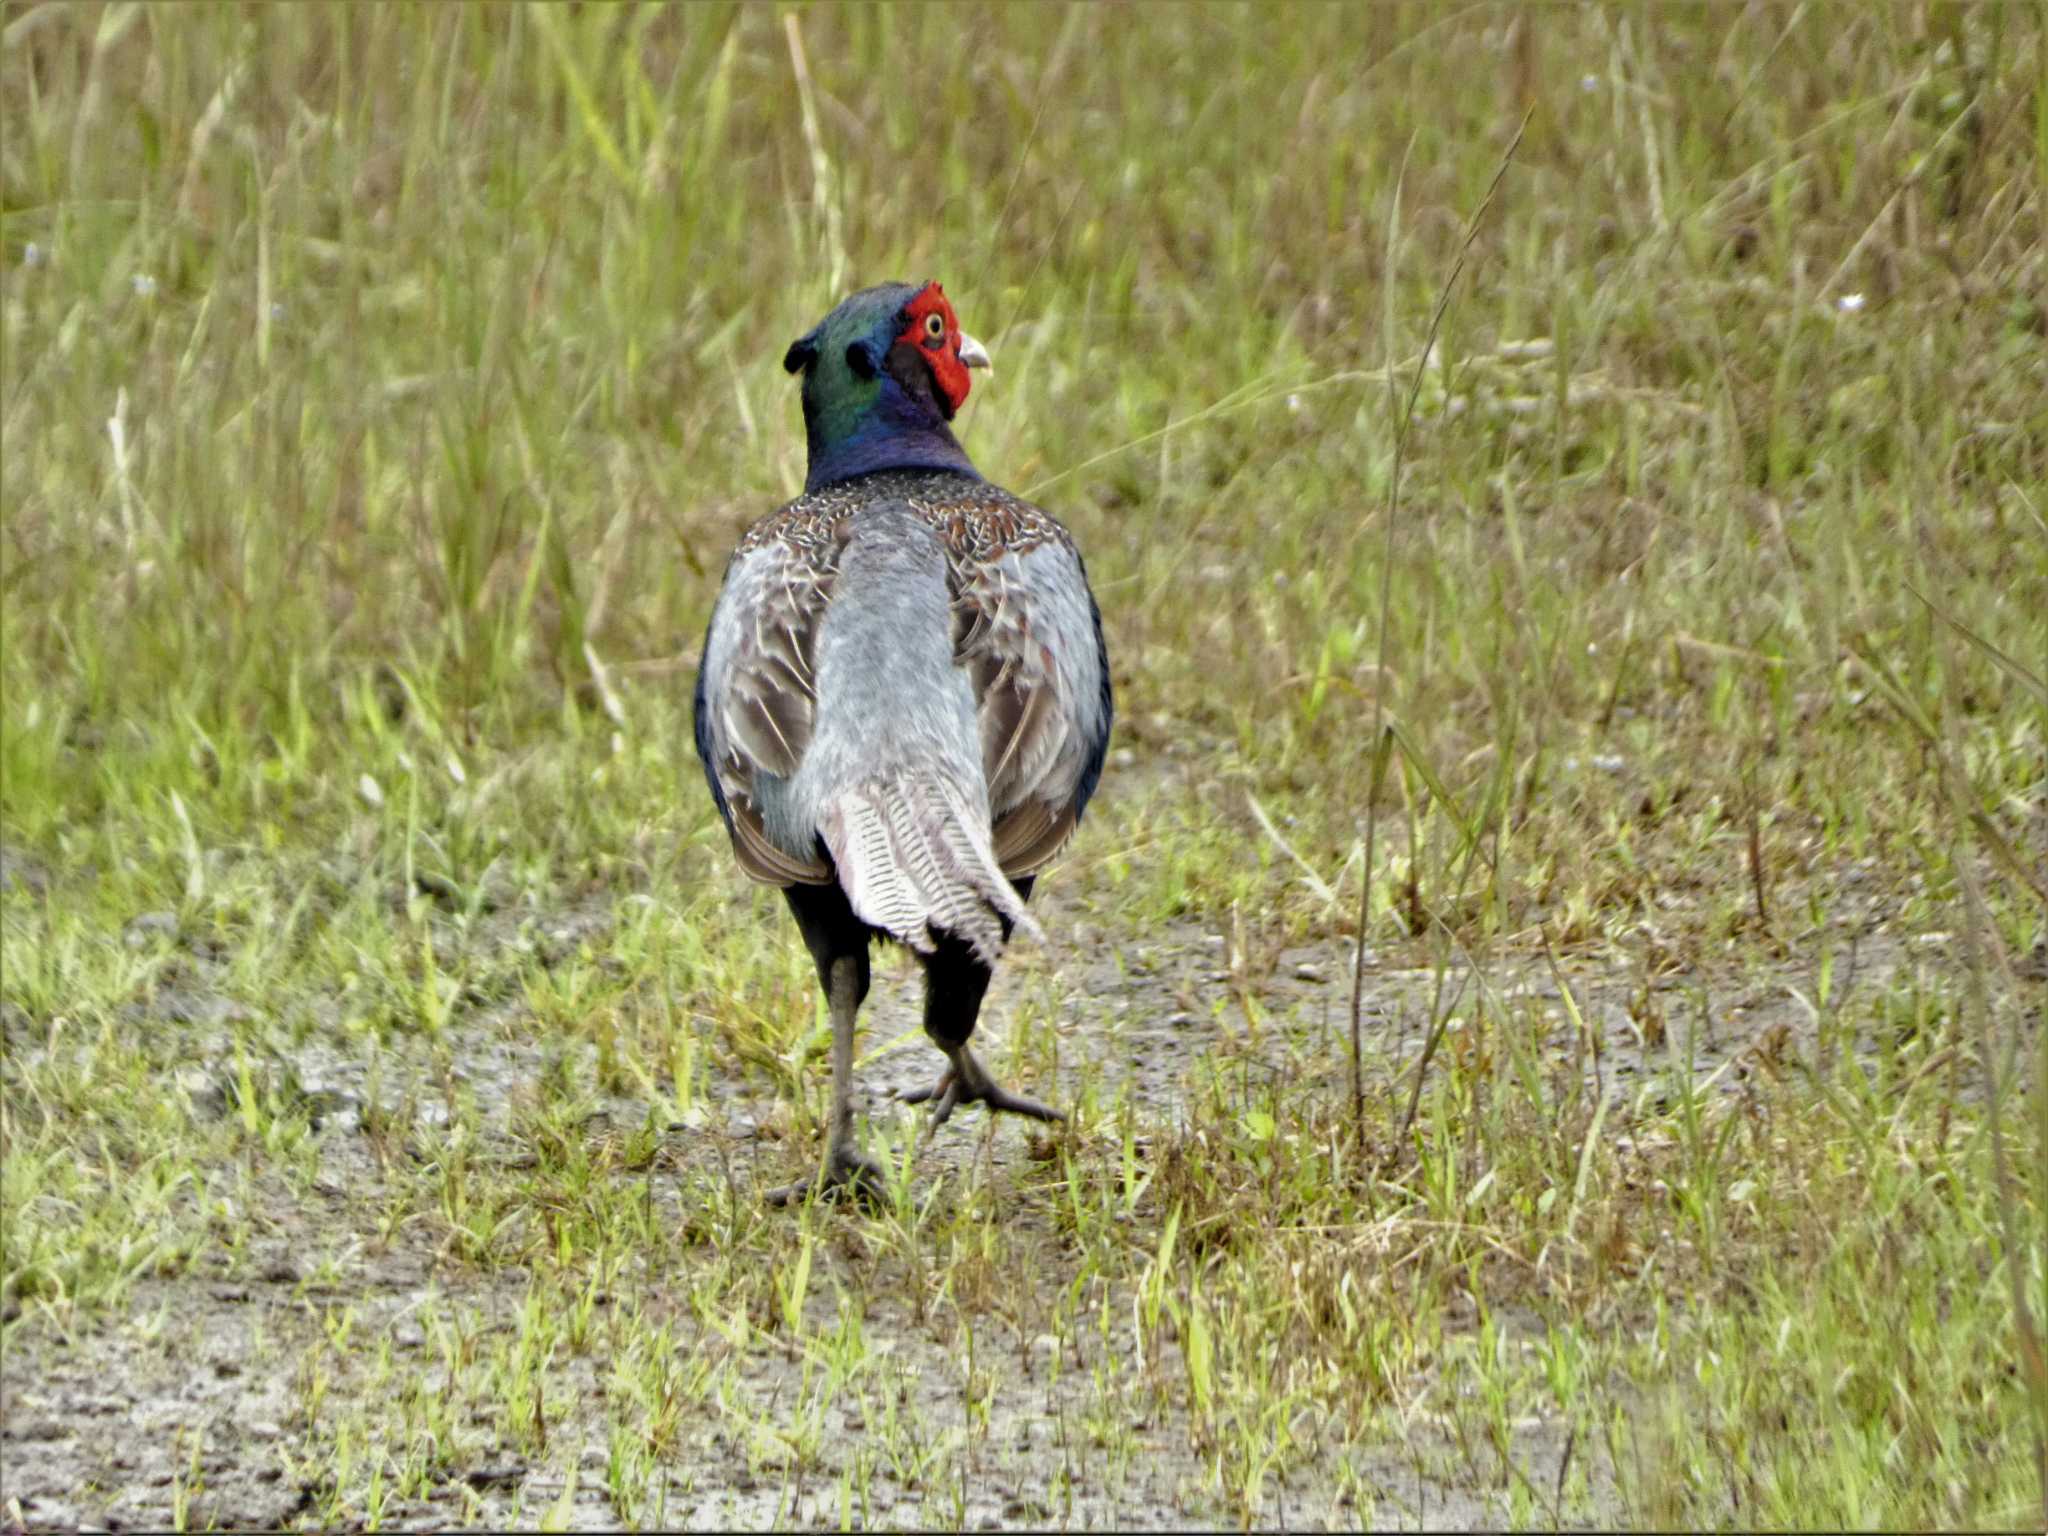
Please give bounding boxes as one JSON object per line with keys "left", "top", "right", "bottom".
{"left": 0, "top": 900, "right": 1656, "bottom": 1527}
{"left": 1, "top": 863, "right": 1964, "bottom": 1529}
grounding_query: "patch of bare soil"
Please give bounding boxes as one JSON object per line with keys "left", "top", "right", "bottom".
{"left": 12, "top": 872, "right": 1967, "bottom": 1529}
{"left": 3, "top": 1256, "right": 1597, "bottom": 1531}
{"left": 3, "top": 1248, "right": 1604, "bottom": 1530}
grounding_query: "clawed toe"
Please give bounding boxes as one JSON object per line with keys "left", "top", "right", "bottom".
{"left": 899, "top": 1053, "right": 1063, "bottom": 1131}
{"left": 979, "top": 1083, "right": 1063, "bottom": 1122}
{"left": 765, "top": 1147, "right": 885, "bottom": 1208}
{"left": 896, "top": 1072, "right": 950, "bottom": 1109}
{"left": 895, "top": 1070, "right": 959, "bottom": 1131}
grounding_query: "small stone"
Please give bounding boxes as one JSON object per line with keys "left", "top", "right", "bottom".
{"left": 309, "top": 1093, "right": 363, "bottom": 1133}
{"left": 156, "top": 991, "right": 240, "bottom": 1026}
{"left": 178, "top": 1068, "right": 229, "bottom": 1120}
{"left": 124, "top": 911, "right": 178, "bottom": 948}
{"left": 259, "top": 1257, "right": 299, "bottom": 1285}
{"left": 0, "top": 847, "right": 48, "bottom": 895}
{"left": 1167, "top": 1011, "right": 1195, "bottom": 1029}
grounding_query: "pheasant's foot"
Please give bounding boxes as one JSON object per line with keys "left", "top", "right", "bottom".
{"left": 899, "top": 1048, "right": 1064, "bottom": 1131}
{"left": 764, "top": 1144, "right": 884, "bottom": 1208}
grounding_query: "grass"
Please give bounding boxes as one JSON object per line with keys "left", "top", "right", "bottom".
{"left": 4, "top": 1, "right": 2046, "bottom": 1528}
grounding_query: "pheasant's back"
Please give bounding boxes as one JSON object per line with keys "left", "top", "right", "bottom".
{"left": 700, "top": 467, "right": 1107, "bottom": 901}
{"left": 796, "top": 497, "right": 983, "bottom": 803}
{"left": 734, "top": 469, "right": 1079, "bottom": 569}
{"left": 745, "top": 476, "right": 1049, "bottom": 960}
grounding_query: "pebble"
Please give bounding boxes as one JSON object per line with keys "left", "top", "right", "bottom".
{"left": 259, "top": 1257, "right": 300, "bottom": 1285}
{"left": 177, "top": 1067, "right": 228, "bottom": 1120}
{"left": 123, "top": 910, "right": 178, "bottom": 948}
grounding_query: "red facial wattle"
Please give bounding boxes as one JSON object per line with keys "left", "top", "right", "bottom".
{"left": 896, "top": 282, "right": 973, "bottom": 417}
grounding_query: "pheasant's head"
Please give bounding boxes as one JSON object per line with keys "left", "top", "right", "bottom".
{"left": 782, "top": 281, "right": 992, "bottom": 491}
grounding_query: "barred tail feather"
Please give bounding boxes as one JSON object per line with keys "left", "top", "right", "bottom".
{"left": 820, "top": 777, "right": 1043, "bottom": 965}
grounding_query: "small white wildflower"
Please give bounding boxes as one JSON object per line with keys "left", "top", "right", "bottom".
{"left": 23, "top": 242, "right": 42, "bottom": 269}
{"left": 357, "top": 773, "right": 384, "bottom": 810}
{"left": 1580, "top": 74, "right": 1600, "bottom": 93}
{"left": 1286, "top": 393, "right": 1304, "bottom": 414}
{"left": 1837, "top": 292, "right": 1865, "bottom": 313}
{"left": 132, "top": 272, "right": 158, "bottom": 298}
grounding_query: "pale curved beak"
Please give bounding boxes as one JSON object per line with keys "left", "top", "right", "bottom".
{"left": 957, "top": 333, "right": 992, "bottom": 377}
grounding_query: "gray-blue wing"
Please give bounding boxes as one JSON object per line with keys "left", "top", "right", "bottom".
{"left": 696, "top": 534, "right": 840, "bottom": 886}
{"left": 950, "top": 533, "right": 1113, "bottom": 877}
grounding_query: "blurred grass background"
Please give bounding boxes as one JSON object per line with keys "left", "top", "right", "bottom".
{"left": 3, "top": 2, "right": 2046, "bottom": 1527}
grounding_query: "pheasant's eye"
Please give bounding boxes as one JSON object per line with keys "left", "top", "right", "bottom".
{"left": 923, "top": 312, "right": 947, "bottom": 342}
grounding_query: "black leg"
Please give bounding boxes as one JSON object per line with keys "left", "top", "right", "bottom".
{"left": 766, "top": 884, "right": 883, "bottom": 1206}
{"left": 782, "top": 882, "right": 873, "bottom": 1002}
{"left": 898, "top": 877, "right": 1062, "bottom": 1129}
{"left": 916, "top": 929, "right": 995, "bottom": 1053}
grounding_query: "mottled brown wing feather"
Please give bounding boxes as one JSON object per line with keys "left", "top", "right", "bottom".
{"left": 732, "top": 801, "right": 830, "bottom": 884}
{"left": 706, "top": 524, "right": 844, "bottom": 885}
{"left": 989, "top": 797, "right": 1077, "bottom": 874}
{"left": 947, "top": 530, "right": 1090, "bottom": 879}
{"left": 724, "top": 581, "right": 828, "bottom": 776}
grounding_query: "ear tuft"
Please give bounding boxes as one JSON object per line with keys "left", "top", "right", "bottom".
{"left": 782, "top": 336, "right": 818, "bottom": 375}
{"left": 843, "top": 340, "right": 879, "bottom": 380}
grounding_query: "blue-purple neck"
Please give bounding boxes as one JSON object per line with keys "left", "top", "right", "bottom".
{"left": 803, "top": 429, "right": 981, "bottom": 492}
{"left": 802, "top": 374, "right": 980, "bottom": 492}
